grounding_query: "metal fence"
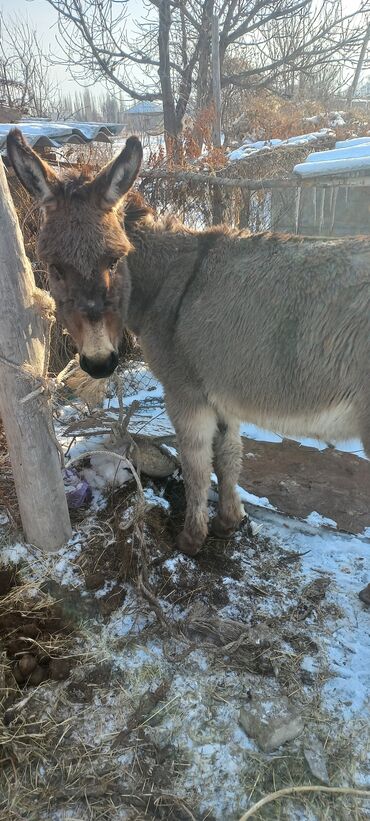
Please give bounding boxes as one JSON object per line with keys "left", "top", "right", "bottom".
{"left": 139, "top": 167, "right": 370, "bottom": 237}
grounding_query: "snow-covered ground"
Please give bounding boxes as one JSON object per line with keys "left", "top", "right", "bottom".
{"left": 1, "top": 364, "right": 369, "bottom": 821}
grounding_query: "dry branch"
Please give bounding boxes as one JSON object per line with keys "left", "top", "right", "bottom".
{"left": 238, "top": 785, "right": 370, "bottom": 820}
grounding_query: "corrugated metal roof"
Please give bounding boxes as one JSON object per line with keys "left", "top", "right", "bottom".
{"left": 125, "top": 101, "right": 163, "bottom": 115}
{"left": 0, "top": 119, "right": 125, "bottom": 155}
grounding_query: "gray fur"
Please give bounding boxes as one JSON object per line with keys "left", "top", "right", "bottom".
{"left": 125, "top": 212, "right": 370, "bottom": 552}
{"left": 8, "top": 131, "right": 370, "bottom": 555}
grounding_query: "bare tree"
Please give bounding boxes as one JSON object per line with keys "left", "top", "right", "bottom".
{"left": 0, "top": 13, "right": 60, "bottom": 117}
{"left": 42, "top": 0, "right": 370, "bottom": 153}
{"left": 243, "top": 1, "right": 370, "bottom": 100}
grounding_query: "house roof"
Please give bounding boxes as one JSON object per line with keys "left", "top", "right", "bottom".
{"left": 0, "top": 119, "right": 125, "bottom": 155}
{"left": 125, "top": 101, "right": 163, "bottom": 115}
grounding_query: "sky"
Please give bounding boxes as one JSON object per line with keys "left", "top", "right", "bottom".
{"left": 0, "top": 0, "right": 146, "bottom": 97}
{"left": 0, "top": 0, "right": 366, "bottom": 98}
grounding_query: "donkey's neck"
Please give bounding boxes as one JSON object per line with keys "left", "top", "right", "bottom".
{"left": 125, "top": 222, "right": 197, "bottom": 334}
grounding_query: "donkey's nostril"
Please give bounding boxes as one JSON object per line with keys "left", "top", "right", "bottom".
{"left": 80, "top": 352, "right": 119, "bottom": 379}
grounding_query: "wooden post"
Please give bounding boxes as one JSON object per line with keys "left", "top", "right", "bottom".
{"left": 0, "top": 159, "right": 72, "bottom": 551}
{"left": 212, "top": 13, "right": 222, "bottom": 148}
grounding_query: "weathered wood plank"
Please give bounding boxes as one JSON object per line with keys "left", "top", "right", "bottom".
{"left": 0, "top": 158, "right": 71, "bottom": 551}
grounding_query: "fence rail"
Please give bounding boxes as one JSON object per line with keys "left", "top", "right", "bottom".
{"left": 139, "top": 167, "right": 370, "bottom": 236}
{"left": 139, "top": 167, "right": 370, "bottom": 190}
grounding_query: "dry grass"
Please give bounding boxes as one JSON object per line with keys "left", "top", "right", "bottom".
{"left": 0, "top": 482, "right": 369, "bottom": 820}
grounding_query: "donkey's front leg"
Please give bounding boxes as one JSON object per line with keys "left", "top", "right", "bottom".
{"left": 172, "top": 403, "right": 217, "bottom": 556}
{"left": 212, "top": 418, "right": 245, "bottom": 538}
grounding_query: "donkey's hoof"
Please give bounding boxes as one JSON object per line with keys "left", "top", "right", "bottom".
{"left": 210, "top": 515, "right": 238, "bottom": 539}
{"left": 176, "top": 531, "right": 203, "bottom": 556}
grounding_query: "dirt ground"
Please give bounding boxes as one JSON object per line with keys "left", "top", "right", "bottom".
{"left": 240, "top": 436, "right": 370, "bottom": 535}
{"left": 0, "top": 365, "right": 369, "bottom": 821}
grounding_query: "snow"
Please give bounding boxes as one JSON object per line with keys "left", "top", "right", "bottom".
{"left": 305, "top": 511, "right": 337, "bottom": 529}
{"left": 305, "top": 143, "right": 370, "bottom": 163}
{"left": 228, "top": 129, "right": 332, "bottom": 162}
{"left": 0, "top": 541, "right": 29, "bottom": 565}
{"left": 294, "top": 133, "right": 370, "bottom": 177}
{"left": 244, "top": 507, "right": 370, "bottom": 721}
{"left": 2, "top": 363, "right": 370, "bottom": 820}
{"left": 144, "top": 486, "right": 170, "bottom": 510}
{"left": 335, "top": 137, "right": 370, "bottom": 148}
{"left": 295, "top": 155, "right": 370, "bottom": 177}
{"left": 0, "top": 119, "right": 124, "bottom": 154}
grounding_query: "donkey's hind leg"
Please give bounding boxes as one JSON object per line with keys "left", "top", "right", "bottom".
{"left": 169, "top": 399, "right": 217, "bottom": 556}
{"left": 211, "top": 418, "right": 245, "bottom": 538}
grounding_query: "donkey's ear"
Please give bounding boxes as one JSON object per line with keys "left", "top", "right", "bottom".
{"left": 89, "top": 136, "right": 143, "bottom": 210}
{"left": 7, "top": 129, "right": 58, "bottom": 203}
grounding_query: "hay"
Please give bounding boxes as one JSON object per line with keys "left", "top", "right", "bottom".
{"left": 57, "top": 357, "right": 108, "bottom": 409}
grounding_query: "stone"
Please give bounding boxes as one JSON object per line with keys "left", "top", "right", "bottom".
{"left": 359, "top": 583, "right": 370, "bottom": 606}
{"left": 239, "top": 695, "right": 304, "bottom": 752}
{"left": 304, "top": 738, "right": 330, "bottom": 784}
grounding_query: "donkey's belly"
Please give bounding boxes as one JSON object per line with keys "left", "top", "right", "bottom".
{"left": 212, "top": 396, "right": 359, "bottom": 442}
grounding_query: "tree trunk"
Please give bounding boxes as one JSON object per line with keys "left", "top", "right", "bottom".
{"left": 193, "top": 0, "right": 214, "bottom": 150}
{"left": 158, "top": 0, "right": 182, "bottom": 159}
{"left": 347, "top": 23, "right": 370, "bottom": 107}
{"left": 211, "top": 14, "right": 222, "bottom": 148}
{"left": 0, "top": 158, "right": 71, "bottom": 551}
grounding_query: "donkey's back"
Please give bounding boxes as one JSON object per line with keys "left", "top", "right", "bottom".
{"left": 167, "top": 231, "right": 370, "bottom": 443}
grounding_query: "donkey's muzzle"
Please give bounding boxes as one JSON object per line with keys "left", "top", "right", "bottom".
{"left": 80, "top": 351, "right": 119, "bottom": 379}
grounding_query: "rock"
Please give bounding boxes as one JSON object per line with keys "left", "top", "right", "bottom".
{"left": 28, "top": 665, "right": 47, "bottom": 687}
{"left": 304, "top": 738, "right": 330, "bottom": 784}
{"left": 359, "top": 583, "right": 370, "bottom": 606}
{"left": 18, "top": 654, "right": 37, "bottom": 677}
{"left": 13, "top": 662, "right": 24, "bottom": 684}
{"left": 107, "top": 433, "right": 179, "bottom": 479}
{"left": 49, "top": 657, "right": 73, "bottom": 681}
{"left": 239, "top": 696, "right": 304, "bottom": 752}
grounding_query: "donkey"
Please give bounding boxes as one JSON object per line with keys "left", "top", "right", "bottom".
{"left": 7, "top": 128, "right": 370, "bottom": 555}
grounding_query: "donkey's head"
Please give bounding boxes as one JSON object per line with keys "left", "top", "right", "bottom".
{"left": 7, "top": 129, "right": 143, "bottom": 378}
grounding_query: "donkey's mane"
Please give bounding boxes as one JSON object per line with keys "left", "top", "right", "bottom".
{"left": 123, "top": 190, "right": 190, "bottom": 234}
{"left": 57, "top": 167, "right": 94, "bottom": 197}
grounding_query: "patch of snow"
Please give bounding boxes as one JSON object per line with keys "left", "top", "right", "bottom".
{"left": 240, "top": 422, "right": 282, "bottom": 443}
{"left": 237, "top": 485, "right": 276, "bottom": 511}
{"left": 305, "top": 143, "right": 370, "bottom": 163}
{"left": 94, "top": 579, "right": 116, "bottom": 599}
{"left": 210, "top": 471, "right": 275, "bottom": 511}
{"left": 249, "top": 507, "right": 370, "bottom": 720}
{"left": 52, "top": 536, "right": 84, "bottom": 587}
{"left": 295, "top": 154, "right": 370, "bottom": 177}
{"left": 0, "top": 541, "right": 29, "bottom": 564}
{"left": 335, "top": 137, "right": 370, "bottom": 148}
{"left": 305, "top": 511, "right": 337, "bottom": 529}
{"left": 144, "top": 486, "right": 170, "bottom": 510}
{"left": 328, "top": 111, "right": 346, "bottom": 127}
{"left": 228, "top": 129, "right": 332, "bottom": 163}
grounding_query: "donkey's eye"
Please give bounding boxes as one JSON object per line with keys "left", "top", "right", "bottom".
{"left": 108, "top": 259, "right": 119, "bottom": 273}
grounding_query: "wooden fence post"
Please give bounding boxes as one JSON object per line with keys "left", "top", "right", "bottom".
{"left": 0, "top": 158, "right": 72, "bottom": 551}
